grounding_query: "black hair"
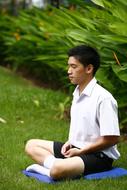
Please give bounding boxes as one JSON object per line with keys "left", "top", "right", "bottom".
{"left": 68, "top": 44, "right": 100, "bottom": 75}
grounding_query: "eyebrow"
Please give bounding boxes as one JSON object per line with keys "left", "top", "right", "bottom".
{"left": 68, "top": 62, "right": 77, "bottom": 66}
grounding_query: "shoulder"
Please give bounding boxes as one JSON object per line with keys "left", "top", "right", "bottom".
{"left": 94, "top": 83, "right": 117, "bottom": 105}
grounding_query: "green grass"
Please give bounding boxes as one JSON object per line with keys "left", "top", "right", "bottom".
{"left": 0, "top": 66, "right": 127, "bottom": 190}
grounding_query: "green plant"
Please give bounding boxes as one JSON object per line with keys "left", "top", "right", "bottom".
{"left": 56, "top": 96, "right": 71, "bottom": 120}
{"left": 0, "top": 0, "right": 127, "bottom": 130}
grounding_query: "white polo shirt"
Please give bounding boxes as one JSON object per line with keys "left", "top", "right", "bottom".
{"left": 68, "top": 77, "right": 120, "bottom": 160}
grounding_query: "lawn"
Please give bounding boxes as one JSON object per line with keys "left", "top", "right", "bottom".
{"left": 0, "top": 66, "right": 127, "bottom": 190}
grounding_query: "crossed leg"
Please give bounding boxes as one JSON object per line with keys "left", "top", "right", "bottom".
{"left": 25, "top": 139, "right": 84, "bottom": 180}
{"left": 25, "top": 139, "right": 54, "bottom": 164}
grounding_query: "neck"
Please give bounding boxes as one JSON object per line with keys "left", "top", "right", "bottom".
{"left": 79, "top": 76, "right": 93, "bottom": 95}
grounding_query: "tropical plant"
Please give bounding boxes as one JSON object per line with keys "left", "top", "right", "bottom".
{"left": 0, "top": 0, "right": 127, "bottom": 129}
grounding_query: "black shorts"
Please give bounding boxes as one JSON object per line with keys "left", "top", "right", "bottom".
{"left": 53, "top": 141, "right": 113, "bottom": 175}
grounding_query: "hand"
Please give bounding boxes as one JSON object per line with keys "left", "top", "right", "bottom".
{"left": 61, "top": 142, "right": 72, "bottom": 156}
{"left": 64, "top": 148, "right": 81, "bottom": 158}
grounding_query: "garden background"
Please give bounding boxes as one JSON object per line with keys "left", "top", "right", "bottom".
{"left": 0, "top": 0, "right": 127, "bottom": 189}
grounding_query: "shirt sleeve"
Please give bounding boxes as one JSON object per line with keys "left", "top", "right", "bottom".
{"left": 98, "top": 98, "right": 120, "bottom": 136}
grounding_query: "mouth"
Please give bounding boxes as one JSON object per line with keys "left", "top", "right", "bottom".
{"left": 68, "top": 76, "right": 73, "bottom": 80}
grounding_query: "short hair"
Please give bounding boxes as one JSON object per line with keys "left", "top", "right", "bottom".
{"left": 68, "top": 44, "right": 100, "bottom": 75}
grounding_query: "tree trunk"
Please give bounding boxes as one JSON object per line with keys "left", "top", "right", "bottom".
{"left": 11, "top": 0, "right": 19, "bottom": 16}
{"left": 50, "top": 0, "right": 60, "bottom": 8}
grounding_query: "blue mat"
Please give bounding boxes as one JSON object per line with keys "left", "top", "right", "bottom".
{"left": 84, "top": 167, "right": 127, "bottom": 180}
{"left": 22, "top": 170, "right": 56, "bottom": 184}
{"left": 22, "top": 167, "right": 127, "bottom": 184}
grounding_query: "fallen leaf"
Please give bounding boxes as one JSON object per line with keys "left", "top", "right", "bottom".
{"left": 19, "top": 120, "right": 24, "bottom": 124}
{"left": 0, "top": 117, "right": 7, "bottom": 124}
{"left": 33, "top": 100, "right": 40, "bottom": 107}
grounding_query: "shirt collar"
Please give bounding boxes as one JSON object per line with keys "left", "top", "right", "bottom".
{"left": 73, "top": 77, "right": 97, "bottom": 97}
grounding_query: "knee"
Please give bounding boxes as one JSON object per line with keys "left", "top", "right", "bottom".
{"left": 25, "top": 139, "right": 37, "bottom": 156}
{"left": 50, "top": 162, "right": 64, "bottom": 180}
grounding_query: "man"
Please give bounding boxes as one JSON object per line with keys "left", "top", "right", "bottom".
{"left": 25, "top": 45, "right": 120, "bottom": 180}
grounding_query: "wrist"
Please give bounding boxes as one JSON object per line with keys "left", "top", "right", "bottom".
{"left": 80, "top": 148, "right": 88, "bottom": 155}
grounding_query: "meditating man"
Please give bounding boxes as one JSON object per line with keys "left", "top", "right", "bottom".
{"left": 25, "top": 44, "right": 120, "bottom": 180}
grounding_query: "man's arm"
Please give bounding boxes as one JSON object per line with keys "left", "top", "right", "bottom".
{"left": 64, "top": 135, "right": 120, "bottom": 158}
{"left": 80, "top": 135, "right": 119, "bottom": 154}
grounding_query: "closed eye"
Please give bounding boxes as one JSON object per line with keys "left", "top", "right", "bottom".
{"left": 68, "top": 64, "right": 77, "bottom": 69}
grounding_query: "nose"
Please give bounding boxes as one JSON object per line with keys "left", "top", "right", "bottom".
{"left": 68, "top": 66, "right": 72, "bottom": 75}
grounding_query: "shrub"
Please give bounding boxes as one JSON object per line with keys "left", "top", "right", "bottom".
{"left": 0, "top": 0, "right": 127, "bottom": 129}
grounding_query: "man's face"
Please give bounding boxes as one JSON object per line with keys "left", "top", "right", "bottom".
{"left": 67, "top": 56, "right": 89, "bottom": 85}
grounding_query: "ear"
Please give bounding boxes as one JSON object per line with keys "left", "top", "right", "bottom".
{"left": 86, "top": 64, "right": 94, "bottom": 74}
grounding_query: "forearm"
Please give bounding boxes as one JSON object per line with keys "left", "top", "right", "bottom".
{"left": 80, "top": 136, "right": 119, "bottom": 155}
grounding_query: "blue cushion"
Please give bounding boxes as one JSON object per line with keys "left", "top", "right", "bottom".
{"left": 22, "top": 170, "right": 56, "bottom": 183}
{"left": 22, "top": 167, "right": 127, "bottom": 184}
{"left": 84, "top": 167, "right": 127, "bottom": 180}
